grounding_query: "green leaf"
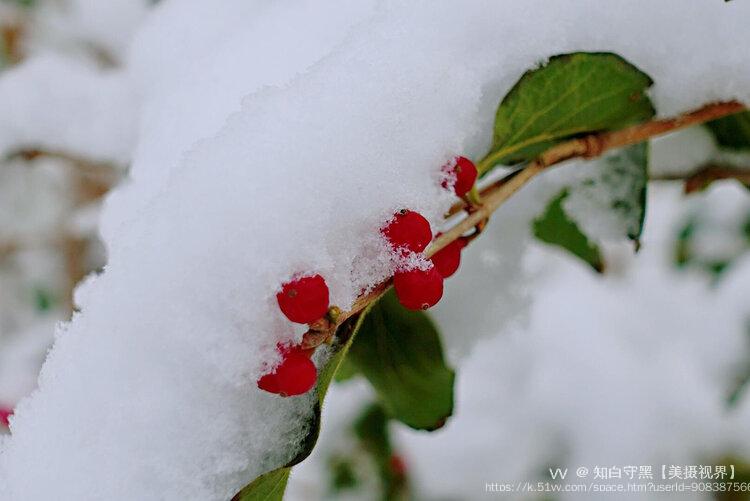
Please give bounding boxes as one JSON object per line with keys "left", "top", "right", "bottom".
{"left": 574, "top": 143, "right": 649, "bottom": 246}
{"left": 234, "top": 469, "right": 290, "bottom": 501}
{"left": 333, "top": 355, "right": 359, "bottom": 383}
{"left": 706, "top": 111, "right": 750, "bottom": 150}
{"left": 33, "top": 287, "right": 55, "bottom": 312}
{"left": 346, "top": 291, "right": 455, "bottom": 431}
{"left": 612, "top": 143, "right": 649, "bottom": 244}
{"left": 673, "top": 211, "right": 750, "bottom": 281}
{"left": 327, "top": 402, "right": 410, "bottom": 500}
{"left": 480, "top": 52, "right": 654, "bottom": 174}
{"left": 1, "top": 0, "right": 36, "bottom": 7}
{"left": 234, "top": 308, "right": 374, "bottom": 501}
{"left": 727, "top": 323, "right": 750, "bottom": 409}
{"left": 353, "top": 403, "right": 408, "bottom": 500}
{"left": 328, "top": 456, "right": 359, "bottom": 493}
{"left": 533, "top": 190, "right": 604, "bottom": 272}
{"left": 674, "top": 218, "right": 696, "bottom": 268}
{"left": 354, "top": 403, "right": 392, "bottom": 459}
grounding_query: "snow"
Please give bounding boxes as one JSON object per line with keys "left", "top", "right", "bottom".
{"left": 288, "top": 184, "right": 750, "bottom": 501}
{"left": 397, "top": 185, "right": 750, "bottom": 501}
{"left": 0, "top": 156, "right": 73, "bottom": 243}
{"left": 0, "top": 55, "right": 135, "bottom": 163}
{"left": 682, "top": 182, "right": 750, "bottom": 266}
{"left": 651, "top": 127, "right": 719, "bottom": 177}
{"left": 23, "top": 0, "right": 151, "bottom": 63}
{"left": 562, "top": 149, "right": 648, "bottom": 242}
{"left": 1, "top": 1, "right": 750, "bottom": 500}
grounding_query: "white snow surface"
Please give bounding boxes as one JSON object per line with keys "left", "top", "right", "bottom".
{"left": 1, "top": 1, "right": 750, "bottom": 500}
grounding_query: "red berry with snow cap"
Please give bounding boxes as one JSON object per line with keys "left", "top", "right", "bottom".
{"left": 430, "top": 235, "right": 467, "bottom": 278}
{"left": 257, "top": 345, "right": 317, "bottom": 397}
{"left": 393, "top": 265, "right": 444, "bottom": 310}
{"left": 277, "top": 274, "right": 329, "bottom": 324}
{"left": 382, "top": 209, "right": 432, "bottom": 253}
{"left": 441, "top": 156, "right": 477, "bottom": 197}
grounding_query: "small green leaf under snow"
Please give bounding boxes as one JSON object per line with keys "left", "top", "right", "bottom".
{"left": 533, "top": 189, "right": 605, "bottom": 272}
{"left": 346, "top": 291, "right": 455, "bottom": 431}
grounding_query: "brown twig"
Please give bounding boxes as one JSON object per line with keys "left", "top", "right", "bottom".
{"left": 651, "top": 163, "right": 750, "bottom": 192}
{"left": 299, "top": 100, "right": 745, "bottom": 344}
{"left": 1, "top": 23, "right": 24, "bottom": 65}
{"left": 446, "top": 101, "right": 747, "bottom": 218}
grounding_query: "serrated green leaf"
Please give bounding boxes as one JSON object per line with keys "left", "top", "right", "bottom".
{"left": 533, "top": 190, "right": 604, "bottom": 272}
{"left": 480, "top": 52, "right": 654, "bottom": 175}
{"left": 346, "top": 291, "right": 454, "bottom": 431}
{"left": 234, "top": 307, "right": 374, "bottom": 501}
{"left": 706, "top": 111, "right": 750, "bottom": 150}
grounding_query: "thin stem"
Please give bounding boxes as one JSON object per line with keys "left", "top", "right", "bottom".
{"left": 651, "top": 163, "right": 750, "bottom": 192}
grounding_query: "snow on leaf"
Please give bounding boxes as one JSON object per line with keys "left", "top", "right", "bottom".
{"left": 566, "top": 143, "right": 649, "bottom": 247}
{"left": 533, "top": 189, "right": 604, "bottom": 273}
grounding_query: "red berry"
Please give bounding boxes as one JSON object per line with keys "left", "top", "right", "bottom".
{"left": 393, "top": 265, "right": 444, "bottom": 310}
{"left": 430, "top": 235, "right": 467, "bottom": 278}
{"left": 0, "top": 407, "right": 12, "bottom": 428}
{"left": 382, "top": 210, "right": 432, "bottom": 253}
{"left": 258, "top": 346, "right": 317, "bottom": 397}
{"left": 277, "top": 274, "right": 329, "bottom": 324}
{"left": 441, "top": 156, "right": 477, "bottom": 197}
{"left": 389, "top": 455, "right": 407, "bottom": 477}
{"left": 257, "top": 371, "right": 281, "bottom": 394}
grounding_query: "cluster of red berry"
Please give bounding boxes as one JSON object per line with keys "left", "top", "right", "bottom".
{"left": 257, "top": 275, "right": 329, "bottom": 397}
{"left": 387, "top": 156, "right": 476, "bottom": 310}
{"left": 257, "top": 156, "right": 477, "bottom": 397}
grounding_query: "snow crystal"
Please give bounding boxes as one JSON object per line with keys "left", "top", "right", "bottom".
{"left": 2, "top": 1, "right": 750, "bottom": 500}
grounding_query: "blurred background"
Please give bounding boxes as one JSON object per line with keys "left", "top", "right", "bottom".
{"left": 1, "top": 1, "right": 750, "bottom": 500}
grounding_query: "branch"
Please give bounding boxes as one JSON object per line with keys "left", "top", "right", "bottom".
{"left": 446, "top": 101, "right": 747, "bottom": 218}
{"left": 651, "top": 163, "right": 750, "bottom": 192}
{"left": 306, "top": 100, "right": 746, "bottom": 344}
